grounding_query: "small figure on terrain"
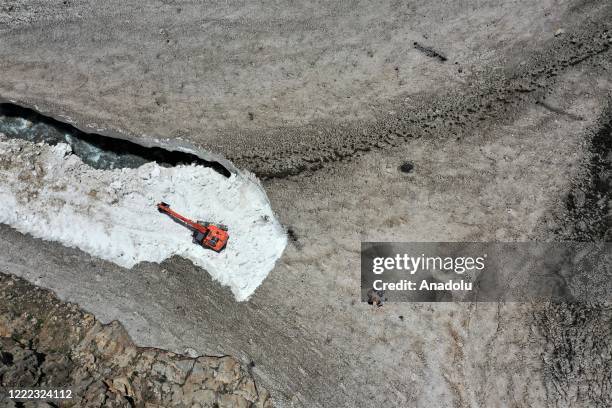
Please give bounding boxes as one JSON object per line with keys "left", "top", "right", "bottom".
{"left": 366, "top": 288, "right": 386, "bottom": 308}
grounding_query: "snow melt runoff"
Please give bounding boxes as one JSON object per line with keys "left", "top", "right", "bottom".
{"left": 0, "top": 134, "right": 287, "bottom": 301}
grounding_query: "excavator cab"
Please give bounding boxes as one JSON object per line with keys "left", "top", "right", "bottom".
{"left": 193, "top": 225, "right": 229, "bottom": 252}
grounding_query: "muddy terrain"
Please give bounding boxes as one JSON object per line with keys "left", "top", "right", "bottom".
{"left": 0, "top": 0, "right": 611, "bottom": 407}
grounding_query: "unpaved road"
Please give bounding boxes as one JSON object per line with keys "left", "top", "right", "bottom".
{"left": 1, "top": 1, "right": 611, "bottom": 407}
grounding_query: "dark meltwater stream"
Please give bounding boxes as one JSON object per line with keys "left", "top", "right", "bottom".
{"left": 0, "top": 103, "right": 230, "bottom": 176}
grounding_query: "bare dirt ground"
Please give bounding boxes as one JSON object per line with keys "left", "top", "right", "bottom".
{"left": 0, "top": 1, "right": 611, "bottom": 407}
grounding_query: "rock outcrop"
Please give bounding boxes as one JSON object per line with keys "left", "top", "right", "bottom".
{"left": 0, "top": 273, "right": 272, "bottom": 407}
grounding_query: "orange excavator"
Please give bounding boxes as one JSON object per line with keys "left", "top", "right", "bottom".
{"left": 157, "top": 202, "right": 229, "bottom": 252}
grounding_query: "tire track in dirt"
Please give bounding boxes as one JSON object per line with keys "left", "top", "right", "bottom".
{"left": 237, "top": 19, "right": 611, "bottom": 179}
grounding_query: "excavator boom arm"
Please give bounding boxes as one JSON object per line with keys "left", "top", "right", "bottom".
{"left": 157, "top": 203, "right": 206, "bottom": 233}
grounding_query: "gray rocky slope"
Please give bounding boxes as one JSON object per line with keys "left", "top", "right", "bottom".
{"left": 0, "top": 273, "right": 272, "bottom": 407}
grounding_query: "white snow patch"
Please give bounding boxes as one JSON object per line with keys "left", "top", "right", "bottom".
{"left": 0, "top": 135, "right": 287, "bottom": 300}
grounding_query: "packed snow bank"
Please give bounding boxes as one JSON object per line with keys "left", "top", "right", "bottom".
{"left": 0, "top": 134, "right": 287, "bottom": 300}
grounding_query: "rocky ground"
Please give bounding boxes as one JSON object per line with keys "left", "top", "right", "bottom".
{"left": 0, "top": 273, "right": 272, "bottom": 407}
{"left": 0, "top": 0, "right": 611, "bottom": 407}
